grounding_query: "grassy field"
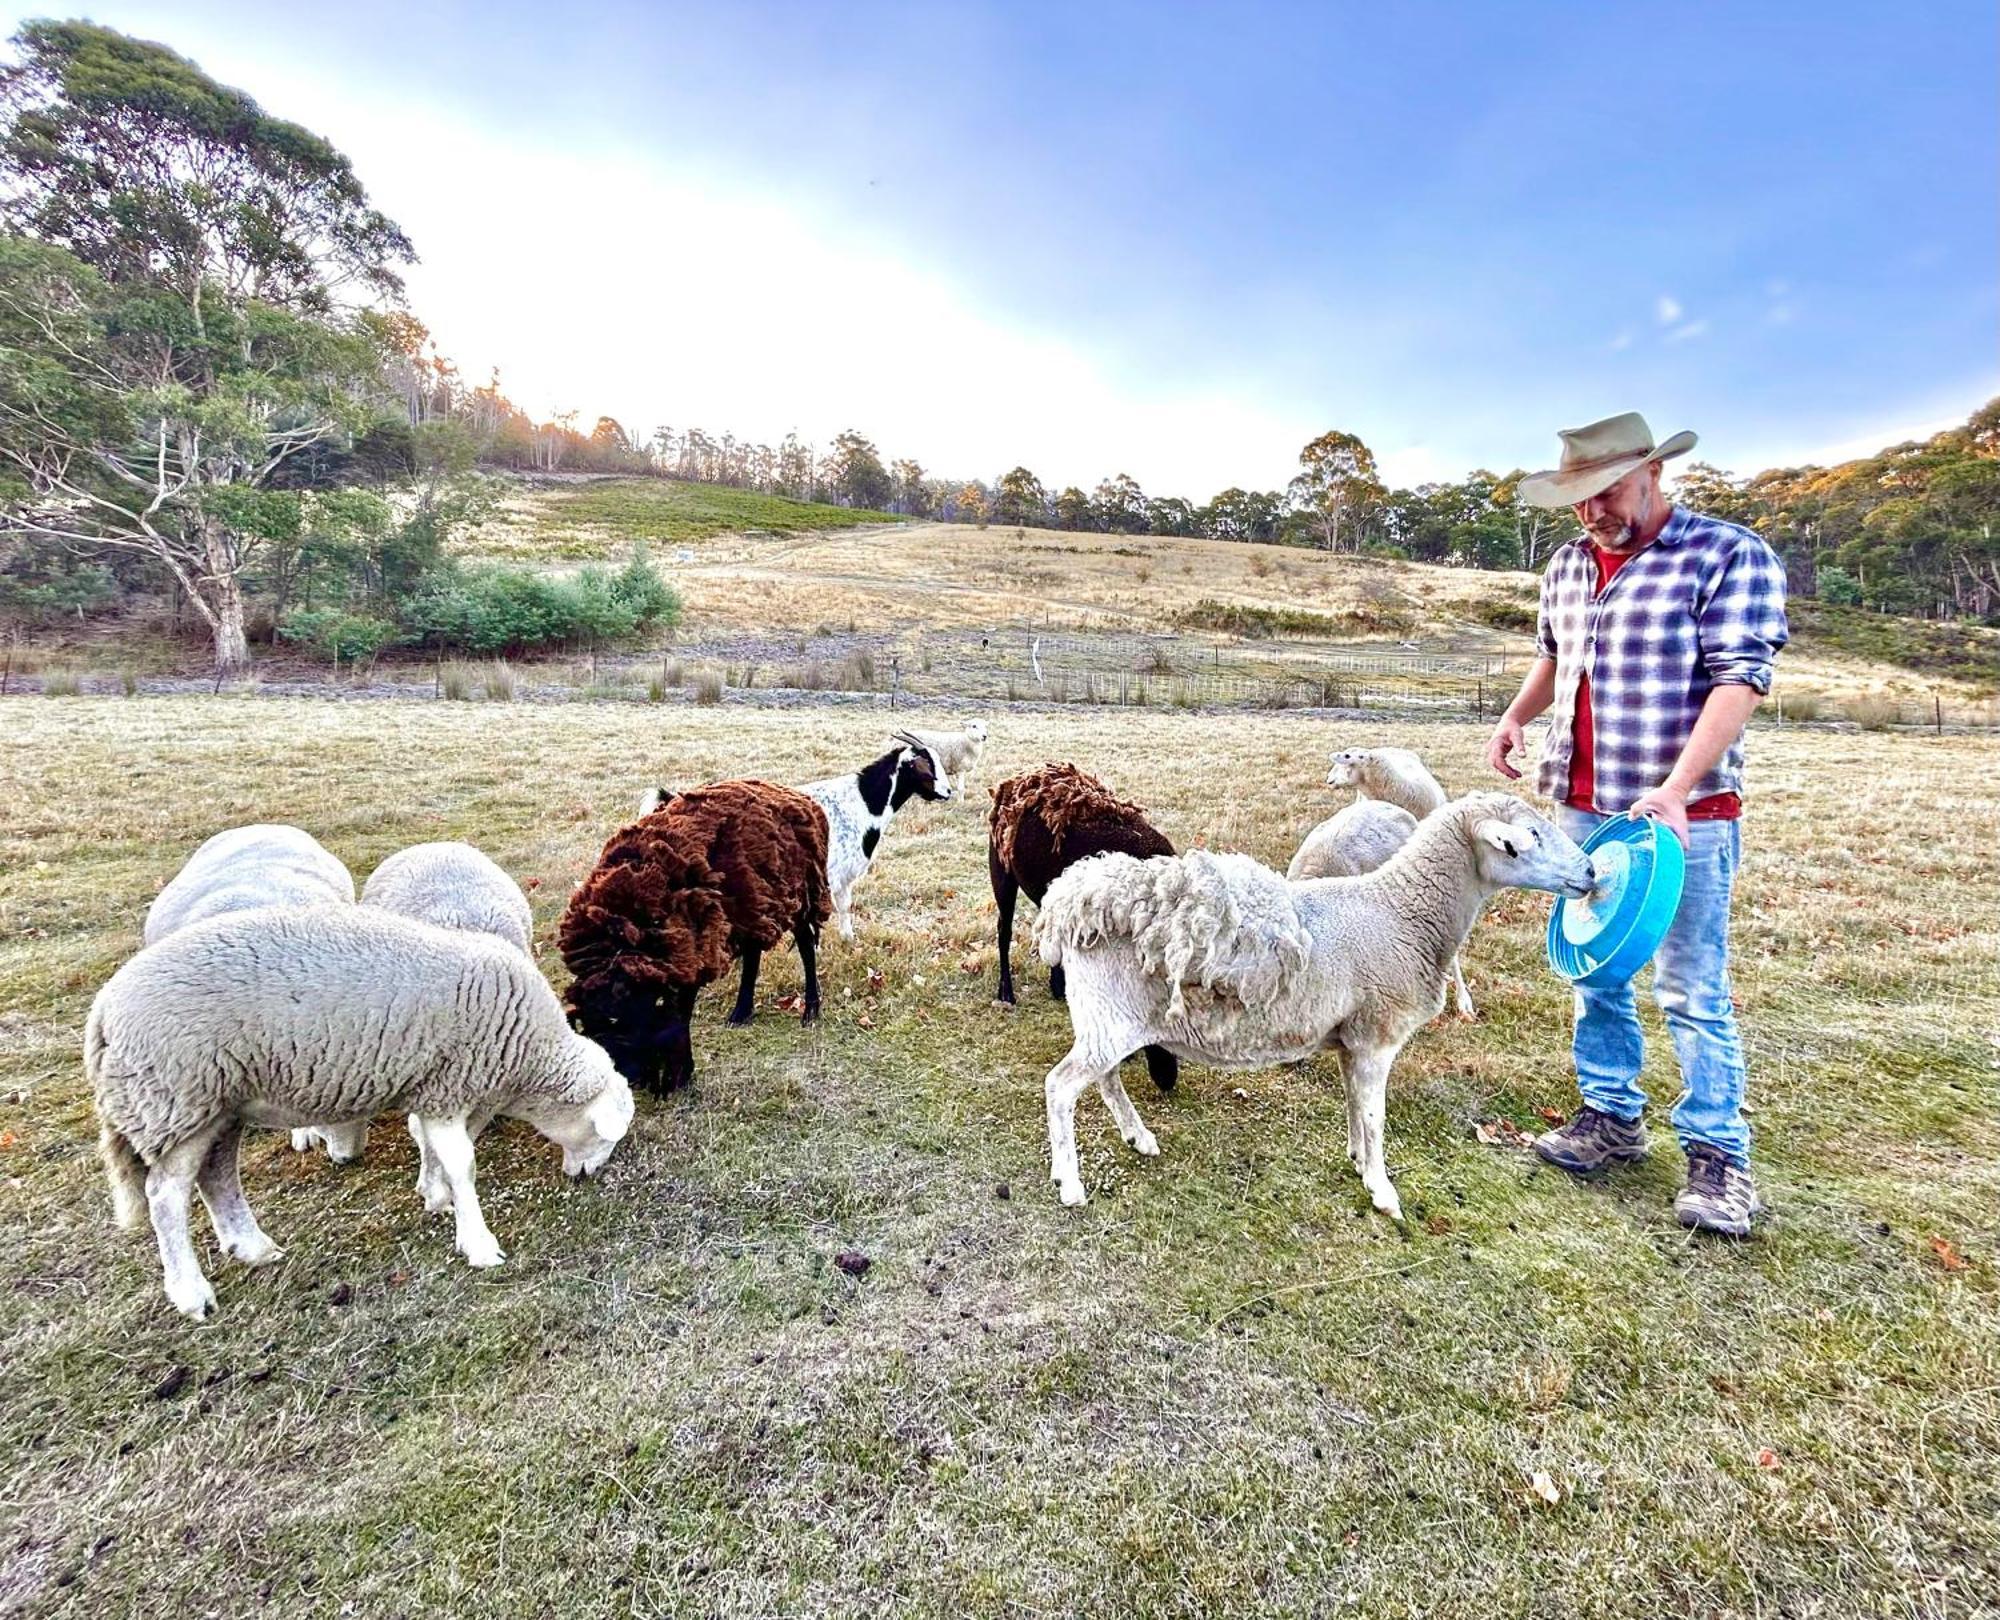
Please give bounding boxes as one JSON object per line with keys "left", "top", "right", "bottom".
{"left": 466, "top": 477, "right": 905, "bottom": 560}
{"left": 1, "top": 698, "right": 1996, "bottom": 1617}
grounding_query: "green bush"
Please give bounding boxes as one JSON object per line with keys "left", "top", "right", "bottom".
{"left": 278, "top": 609, "right": 402, "bottom": 665}
{"left": 403, "top": 548, "right": 680, "bottom": 656}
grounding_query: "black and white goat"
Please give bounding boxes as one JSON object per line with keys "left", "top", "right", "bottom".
{"left": 799, "top": 733, "right": 951, "bottom": 940}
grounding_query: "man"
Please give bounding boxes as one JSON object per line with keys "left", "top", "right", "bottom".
{"left": 1485, "top": 412, "right": 1789, "bottom": 1236}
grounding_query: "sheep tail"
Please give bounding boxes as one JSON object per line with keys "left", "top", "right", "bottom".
{"left": 99, "top": 1123, "right": 146, "bottom": 1229}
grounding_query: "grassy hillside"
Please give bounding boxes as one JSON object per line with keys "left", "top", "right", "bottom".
{"left": 2, "top": 701, "right": 1994, "bottom": 1616}
{"left": 465, "top": 476, "right": 905, "bottom": 560}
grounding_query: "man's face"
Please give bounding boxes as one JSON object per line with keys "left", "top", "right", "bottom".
{"left": 1572, "top": 463, "right": 1661, "bottom": 550}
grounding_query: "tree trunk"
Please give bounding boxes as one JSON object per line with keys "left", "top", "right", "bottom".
{"left": 211, "top": 574, "right": 250, "bottom": 672}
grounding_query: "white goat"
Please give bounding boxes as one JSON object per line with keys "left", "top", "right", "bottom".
{"left": 1325, "top": 747, "right": 1475, "bottom": 1017}
{"left": 1286, "top": 800, "right": 1418, "bottom": 881}
{"left": 1034, "top": 792, "right": 1594, "bottom": 1220}
{"left": 143, "top": 824, "right": 352, "bottom": 945}
{"left": 89, "top": 906, "right": 634, "bottom": 1319}
{"left": 799, "top": 735, "right": 951, "bottom": 941}
{"left": 890, "top": 719, "right": 989, "bottom": 798}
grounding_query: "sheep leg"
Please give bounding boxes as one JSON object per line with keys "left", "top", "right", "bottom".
{"left": 794, "top": 922, "right": 822, "bottom": 1022}
{"left": 410, "top": 1114, "right": 451, "bottom": 1213}
{"left": 147, "top": 1137, "right": 218, "bottom": 1320}
{"left": 416, "top": 1115, "right": 505, "bottom": 1267}
{"left": 1096, "top": 1068, "right": 1158, "bottom": 1158}
{"left": 1450, "top": 954, "right": 1476, "bottom": 1021}
{"left": 195, "top": 1118, "right": 281, "bottom": 1267}
{"left": 1049, "top": 962, "right": 1067, "bottom": 1003}
{"left": 728, "top": 946, "right": 762, "bottom": 1026}
{"left": 832, "top": 889, "right": 856, "bottom": 943}
{"left": 1046, "top": 1049, "right": 1116, "bottom": 1207}
{"left": 1345, "top": 1044, "right": 1405, "bottom": 1221}
{"left": 1343, "top": 1061, "right": 1364, "bottom": 1171}
{"left": 992, "top": 858, "right": 1020, "bottom": 1004}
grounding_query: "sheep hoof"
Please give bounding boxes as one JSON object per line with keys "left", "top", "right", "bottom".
{"left": 1128, "top": 1128, "right": 1160, "bottom": 1158}
{"left": 460, "top": 1239, "right": 506, "bottom": 1268}
{"left": 1455, "top": 1006, "right": 1478, "bottom": 1023}
{"left": 726, "top": 1008, "right": 754, "bottom": 1027}
{"left": 1368, "top": 1187, "right": 1405, "bottom": 1222}
{"left": 168, "top": 1277, "right": 218, "bottom": 1320}
{"left": 288, "top": 1129, "right": 312, "bottom": 1153}
{"left": 225, "top": 1233, "right": 283, "bottom": 1267}
{"left": 1057, "top": 1180, "right": 1088, "bottom": 1208}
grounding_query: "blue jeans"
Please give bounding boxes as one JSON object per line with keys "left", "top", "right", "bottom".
{"left": 1559, "top": 809, "right": 1752, "bottom": 1167}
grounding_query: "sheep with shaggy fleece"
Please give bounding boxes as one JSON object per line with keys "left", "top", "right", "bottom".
{"left": 893, "top": 719, "right": 989, "bottom": 798}
{"left": 1324, "top": 747, "right": 1475, "bottom": 1017}
{"left": 1034, "top": 791, "right": 1594, "bottom": 1219}
{"left": 560, "top": 779, "right": 829, "bottom": 1093}
{"left": 143, "top": 824, "right": 352, "bottom": 945}
{"left": 89, "top": 907, "right": 634, "bottom": 1319}
{"left": 1286, "top": 800, "right": 1418, "bottom": 881}
{"left": 987, "top": 762, "right": 1180, "bottom": 1094}
{"left": 291, "top": 841, "right": 538, "bottom": 1166}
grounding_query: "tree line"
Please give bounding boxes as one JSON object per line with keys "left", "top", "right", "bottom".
{"left": 0, "top": 20, "right": 1993, "bottom": 680}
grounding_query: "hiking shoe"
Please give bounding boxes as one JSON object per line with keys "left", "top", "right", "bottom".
{"left": 1675, "top": 1145, "right": 1760, "bottom": 1237}
{"left": 1533, "top": 1105, "right": 1649, "bottom": 1174}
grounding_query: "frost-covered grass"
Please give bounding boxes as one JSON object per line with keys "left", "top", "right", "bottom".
{"left": 1, "top": 700, "right": 1994, "bottom": 1617}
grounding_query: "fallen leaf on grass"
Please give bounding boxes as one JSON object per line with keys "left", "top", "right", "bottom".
{"left": 523, "top": 876, "right": 542, "bottom": 892}
{"left": 1528, "top": 1471, "right": 1562, "bottom": 1506}
{"left": 1475, "top": 1118, "right": 1539, "bottom": 1149}
{"left": 866, "top": 968, "right": 886, "bottom": 993}
{"left": 856, "top": 1012, "right": 874, "bottom": 1029}
{"left": 0, "top": 1130, "right": 16, "bottom": 1150}
{"left": 1928, "top": 1236, "right": 1970, "bottom": 1272}
{"left": 772, "top": 993, "right": 806, "bottom": 1015}
{"left": 958, "top": 959, "right": 981, "bottom": 975}
{"left": 1424, "top": 1215, "right": 1454, "bottom": 1236}
{"left": 1755, "top": 1448, "right": 1781, "bottom": 1471}
{"left": 1534, "top": 1107, "right": 1566, "bottom": 1127}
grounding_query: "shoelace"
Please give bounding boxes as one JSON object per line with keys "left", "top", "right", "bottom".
{"left": 1687, "top": 1149, "right": 1733, "bottom": 1200}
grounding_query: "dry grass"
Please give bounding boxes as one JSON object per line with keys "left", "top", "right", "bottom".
{"left": 1, "top": 699, "right": 1996, "bottom": 1617}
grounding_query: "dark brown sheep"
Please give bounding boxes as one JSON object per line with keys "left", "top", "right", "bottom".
{"left": 988, "top": 762, "right": 1179, "bottom": 1091}
{"left": 559, "top": 780, "right": 830, "bottom": 1093}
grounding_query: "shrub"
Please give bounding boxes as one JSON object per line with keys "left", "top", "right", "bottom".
{"left": 439, "top": 662, "right": 476, "bottom": 701}
{"left": 404, "top": 550, "right": 679, "bottom": 657}
{"left": 1779, "top": 689, "right": 1824, "bottom": 722}
{"left": 482, "top": 661, "right": 516, "bottom": 701}
{"left": 647, "top": 675, "right": 666, "bottom": 702}
{"left": 1467, "top": 598, "right": 1539, "bottom": 635}
{"left": 840, "top": 649, "right": 876, "bottom": 690}
{"left": 118, "top": 667, "right": 138, "bottom": 697}
{"left": 1843, "top": 693, "right": 1901, "bottom": 731}
{"left": 279, "top": 609, "right": 402, "bottom": 666}
{"left": 41, "top": 668, "right": 80, "bottom": 695}
{"left": 691, "top": 669, "right": 724, "bottom": 705}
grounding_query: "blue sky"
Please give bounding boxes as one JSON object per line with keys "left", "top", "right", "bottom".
{"left": 31, "top": 1, "right": 1999, "bottom": 494}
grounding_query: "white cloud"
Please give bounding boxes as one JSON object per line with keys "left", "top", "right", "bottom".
{"left": 1664, "top": 319, "right": 1710, "bottom": 344}
{"left": 1766, "top": 304, "right": 1796, "bottom": 326}
{"left": 1655, "top": 295, "right": 1683, "bottom": 324}
{"left": 1607, "top": 330, "right": 1634, "bottom": 351}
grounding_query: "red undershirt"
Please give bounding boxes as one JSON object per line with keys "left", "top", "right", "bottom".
{"left": 1567, "top": 541, "right": 1741, "bottom": 821}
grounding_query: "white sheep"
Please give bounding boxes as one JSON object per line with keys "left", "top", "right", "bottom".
{"left": 1033, "top": 791, "right": 1594, "bottom": 1220}
{"left": 890, "top": 719, "right": 989, "bottom": 798}
{"left": 1286, "top": 799, "right": 1419, "bottom": 881}
{"left": 290, "top": 840, "right": 538, "bottom": 1165}
{"left": 142, "top": 824, "right": 353, "bottom": 945}
{"left": 1324, "top": 747, "right": 1475, "bottom": 1017}
{"left": 88, "top": 906, "right": 635, "bottom": 1319}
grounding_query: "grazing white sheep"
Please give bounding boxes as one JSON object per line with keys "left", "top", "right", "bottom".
{"left": 1286, "top": 799, "right": 1419, "bottom": 881}
{"left": 1325, "top": 746, "right": 1449, "bottom": 820}
{"left": 800, "top": 734, "right": 951, "bottom": 941}
{"left": 88, "top": 906, "right": 634, "bottom": 1320}
{"left": 1323, "top": 748, "right": 1475, "bottom": 1017}
{"left": 143, "top": 824, "right": 352, "bottom": 945}
{"left": 1033, "top": 792, "right": 1594, "bottom": 1220}
{"left": 891, "top": 719, "right": 989, "bottom": 798}
{"left": 290, "top": 841, "right": 538, "bottom": 1166}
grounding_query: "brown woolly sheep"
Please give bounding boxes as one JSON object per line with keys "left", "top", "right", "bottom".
{"left": 989, "top": 762, "right": 1179, "bottom": 1091}
{"left": 559, "top": 780, "right": 830, "bottom": 1093}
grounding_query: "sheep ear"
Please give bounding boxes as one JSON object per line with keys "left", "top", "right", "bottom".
{"left": 1474, "top": 818, "right": 1528, "bottom": 859}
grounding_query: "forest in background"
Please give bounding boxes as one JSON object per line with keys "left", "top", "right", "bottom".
{"left": 0, "top": 19, "right": 1993, "bottom": 677}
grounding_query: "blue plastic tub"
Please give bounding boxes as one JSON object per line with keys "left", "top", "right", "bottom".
{"left": 1546, "top": 815, "right": 1686, "bottom": 987}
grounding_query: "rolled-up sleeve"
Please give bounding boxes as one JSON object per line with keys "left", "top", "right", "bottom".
{"left": 1697, "top": 535, "right": 1790, "bottom": 693}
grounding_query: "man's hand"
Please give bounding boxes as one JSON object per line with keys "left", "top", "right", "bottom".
{"left": 1628, "top": 783, "right": 1690, "bottom": 847}
{"left": 1485, "top": 716, "right": 1527, "bottom": 781}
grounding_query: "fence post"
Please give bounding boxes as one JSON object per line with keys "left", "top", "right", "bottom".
{"left": 1476, "top": 680, "right": 1484, "bottom": 718}
{"left": 1934, "top": 694, "right": 1943, "bottom": 735}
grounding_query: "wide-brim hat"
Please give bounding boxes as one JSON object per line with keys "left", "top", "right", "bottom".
{"left": 1517, "top": 412, "right": 1697, "bottom": 508}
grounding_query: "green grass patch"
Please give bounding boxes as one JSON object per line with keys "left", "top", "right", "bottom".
{"left": 1789, "top": 599, "right": 2000, "bottom": 690}
{"left": 479, "top": 478, "right": 907, "bottom": 560}
{"left": 1172, "top": 597, "right": 1417, "bottom": 639}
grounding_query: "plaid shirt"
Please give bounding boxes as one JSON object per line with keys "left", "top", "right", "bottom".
{"left": 1535, "top": 506, "right": 1789, "bottom": 813}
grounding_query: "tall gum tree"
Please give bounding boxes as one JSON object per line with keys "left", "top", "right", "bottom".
{"left": 0, "top": 21, "right": 412, "bottom": 668}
